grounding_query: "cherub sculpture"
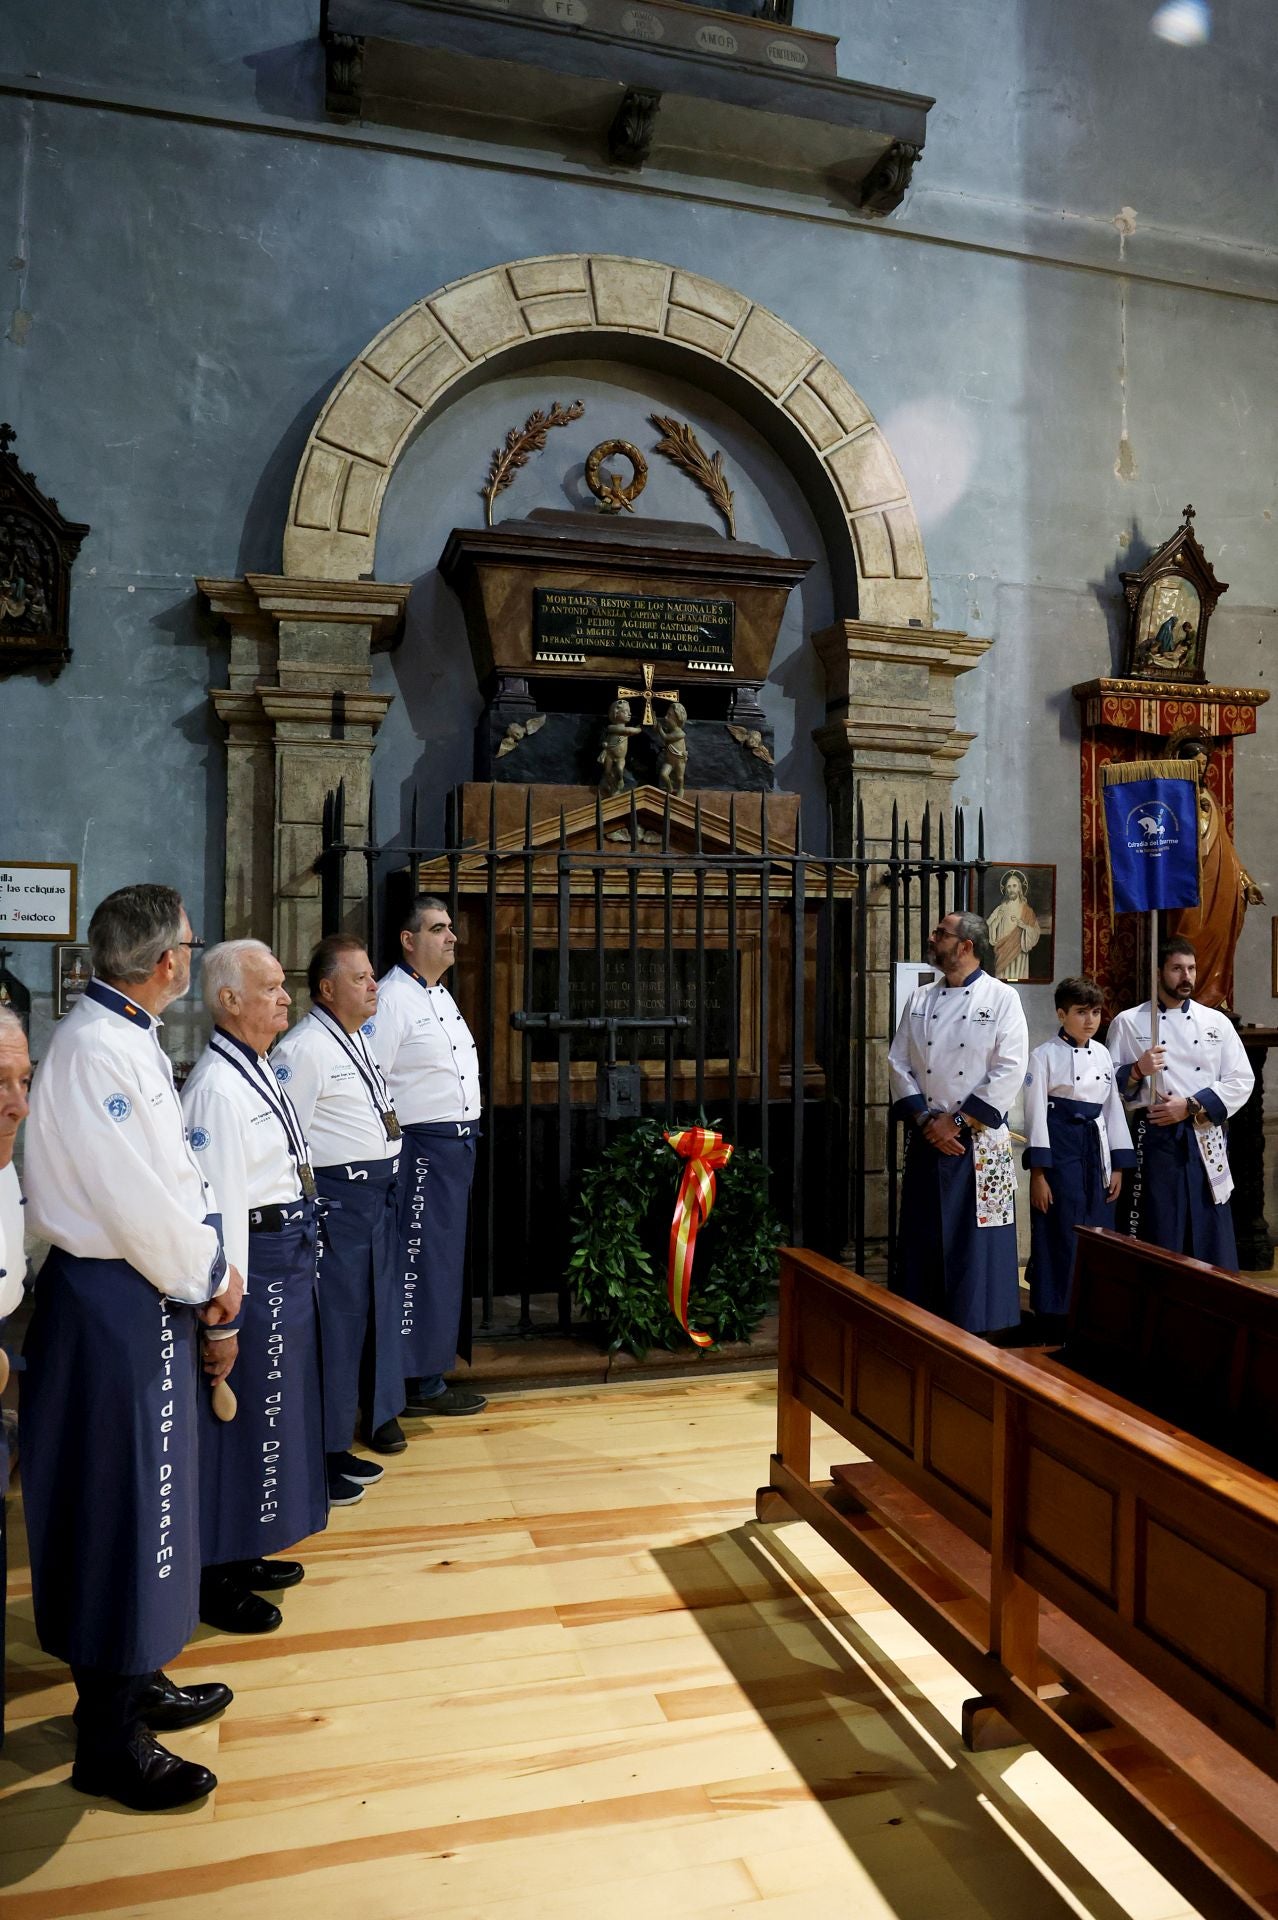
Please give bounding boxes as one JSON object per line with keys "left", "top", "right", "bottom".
{"left": 656, "top": 701, "right": 689, "bottom": 798}
{"left": 598, "top": 699, "right": 640, "bottom": 797}
{"left": 727, "top": 723, "right": 774, "bottom": 767}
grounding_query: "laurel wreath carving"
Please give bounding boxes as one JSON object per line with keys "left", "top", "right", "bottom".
{"left": 649, "top": 413, "right": 736, "bottom": 538}
{"left": 482, "top": 400, "right": 585, "bottom": 526}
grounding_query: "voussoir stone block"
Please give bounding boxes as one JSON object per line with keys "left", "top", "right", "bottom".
{"left": 431, "top": 272, "right": 526, "bottom": 359}
{"left": 669, "top": 270, "right": 747, "bottom": 328}
{"left": 589, "top": 257, "right": 668, "bottom": 330}
{"left": 319, "top": 367, "right": 419, "bottom": 465}
{"left": 828, "top": 431, "right": 907, "bottom": 513}
{"left": 508, "top": 256, "right": 589, "bottom": 300}
{"left": 664, "top": 307, "right": 733, "bottom": 356}
{"left": 365, "top": 306, "right": 441, "bottom": 381}
{"left": 728, "top": 308, "right": 812, "bottom": 397}
{"left": 295, "top": 446, "right": 348, "bottom": 531}
{"left": 523, "top": 293, "right": 596, "bottom": 334}
{"left": 396, "top": 338, "right": 467, "bottom": 410}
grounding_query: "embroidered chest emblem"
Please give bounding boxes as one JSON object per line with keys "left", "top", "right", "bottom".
{"left": 974, "top": 1006, "right": 994, "bottom": 1025}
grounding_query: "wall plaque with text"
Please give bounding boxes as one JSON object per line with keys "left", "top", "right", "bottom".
{"left": 0, "top": 861, "right": 78, "bottom": 940}
{"left": 533, "top": 589, "right": 734, "bottom": 669}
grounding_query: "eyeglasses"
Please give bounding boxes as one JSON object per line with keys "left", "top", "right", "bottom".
{"left": 176, "top": 939, "right": 205, "bottom": 951}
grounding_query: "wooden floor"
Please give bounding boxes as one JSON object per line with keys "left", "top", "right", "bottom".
{"left": 0, "top": 1375, "right": 1201, "bottom": 1920}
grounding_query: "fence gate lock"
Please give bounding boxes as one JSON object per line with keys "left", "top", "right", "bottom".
{"left": 599, "top": 1062, "right": 643, "bottom": 1120}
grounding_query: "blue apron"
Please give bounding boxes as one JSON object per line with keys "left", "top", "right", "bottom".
{"left": 1028, "top": 1098, "right": 1119, "bottom": 1316}
{"left": 22, "top": 1251, "right": 202, "bottom": 1674}
{"left": 315, "top": 1158, "right": 402, "bottom": 1444}
{"left": 1132, "top": 1113, "right": 1238, "bottom": 1268}
{"left": 198, "top": 1204, "right": 328, "bottom": 1565}
{"left": 893, "top": 1127, "right": 1020, "bottom": 1334}
{"left": 395, "top": 1122, "right": 478, "bottom": 1380}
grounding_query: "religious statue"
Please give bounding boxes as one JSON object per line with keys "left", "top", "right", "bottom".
{"left": 727, "top": 723, "right": 774, "bottom": 766}
{"left": 987, "top": 869, "right": 1042, "bottom": 983}
{"left": 656, "top": 700, "right": 689, "bottom": 798}
{"left": 598, "top": 698, "right": 640, "bottom": 796}
{"left": 1165, "top": 739, "right": 1264, "bottom": 1010}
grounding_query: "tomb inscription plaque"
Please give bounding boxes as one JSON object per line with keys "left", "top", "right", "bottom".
{"left": 533, "top": 589, "right": 734, "bottom": 669}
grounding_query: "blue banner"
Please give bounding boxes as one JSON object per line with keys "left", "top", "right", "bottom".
{"left": 1102, "top": 774, "right": 1201, "bottom": 913}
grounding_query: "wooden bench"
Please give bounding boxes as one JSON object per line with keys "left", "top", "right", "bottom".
{"left": 758, "top": 1244, "right": 1278, "bottom": 1920}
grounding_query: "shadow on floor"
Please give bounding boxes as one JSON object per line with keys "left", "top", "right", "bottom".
{"left": 652, "top": 1523, "right": 1142, "bottom": 1920}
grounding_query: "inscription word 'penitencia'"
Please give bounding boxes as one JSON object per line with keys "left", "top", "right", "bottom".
{"left": 533, "top": 589, "right": 734, "bottom": 669}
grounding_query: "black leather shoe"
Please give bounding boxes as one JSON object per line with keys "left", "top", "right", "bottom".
{"left": 137, "top": 1671, "right": 233, "bottom": 1732}
{"left": 361, "top": 1418, "right": 407, "bottom": 1454}
{"left": 223, "top": 1558, "right": 305, "bottom": 1591}
{"left": 199, "top": 1572, "right": 283, "bottom": 1635}
{"left": 404, "top": 1383, "right": 488, "bottom": 1417}
{"left": 72, "top": 1731, "right": 217, "bottom": 1811}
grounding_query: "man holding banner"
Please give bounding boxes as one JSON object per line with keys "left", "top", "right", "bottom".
{"left": 1100, "top": 756, "right": 1254, "bottom": 1268}
{"left": 1107, "top": 938, "right": 1252, "bottom": 1265}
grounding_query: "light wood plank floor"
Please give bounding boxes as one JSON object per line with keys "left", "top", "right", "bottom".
{"left": 1, "top": 1375, "right": 1200, "bottom": 1919}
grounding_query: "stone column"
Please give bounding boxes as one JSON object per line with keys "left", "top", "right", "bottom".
{"left": 201, "top": 574, "right": 410, "bottom": 993}
{"left": 811, "top": 620, "right": 992, "bottom": 1261}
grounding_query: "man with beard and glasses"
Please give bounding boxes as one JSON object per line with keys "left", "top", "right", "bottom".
{"left": 888, "top": 910, "right": 1029, "bottom": 1337}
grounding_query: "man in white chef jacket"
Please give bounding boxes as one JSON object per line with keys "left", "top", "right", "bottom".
{"left": 887, "top": 910, "right": 1030, "bottom": 1336}
{"left": 368, "top": 896, "right": 487, "bottom": 1421}
{"left": 271, "top": 935, "right": 404, "bottom": 1494}
{"left": 0, "top": 1004, "right": 31, "bottom": 1751}
{"left": 182, "top": 940, "right": 327, "bottom": 1637}
{"left": 1107, "top": 937, "right": 1254, "bottom": 1267}
{"left": 21, "top": 884, "right": 242, "bottom": 1812}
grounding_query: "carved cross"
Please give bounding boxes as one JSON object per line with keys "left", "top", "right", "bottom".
{"left": 616, "top": 660, "right": 681, "bottom": 728}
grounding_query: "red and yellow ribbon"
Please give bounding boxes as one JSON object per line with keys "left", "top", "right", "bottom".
{"left": 665, "top": 1127, "right": 733, "bottom": 1348}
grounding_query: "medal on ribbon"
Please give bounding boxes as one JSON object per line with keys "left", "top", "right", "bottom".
{"left": 664, "top": 1127, "right": 733, "bottom": 1348}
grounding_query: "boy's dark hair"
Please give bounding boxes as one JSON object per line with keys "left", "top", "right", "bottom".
{"left": 1054, "top": 975, "right": 1103, "bottom": 1012}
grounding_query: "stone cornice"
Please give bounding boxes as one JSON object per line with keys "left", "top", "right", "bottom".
{"left": 257, "top": 688, "right": 394, "bottom": 728}
{"left": 198, "top": 573, "right": 411, "bottom": 644}
{"left": 812, "top": 620, "right": 989, "bottom": 688}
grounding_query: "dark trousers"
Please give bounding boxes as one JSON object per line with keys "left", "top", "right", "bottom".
{"left": 70, "top": 1667, "right": 152, "bottom": 1757}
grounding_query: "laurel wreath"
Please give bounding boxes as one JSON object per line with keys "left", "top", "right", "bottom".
{"left": 566, "top": 1117, "right": 780, "bottom": 1357}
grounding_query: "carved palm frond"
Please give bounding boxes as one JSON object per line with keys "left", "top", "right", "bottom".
{"left": 649, "top": 413, "right": 736, "bottom": 539}
{"left": 482, "top": 401, "right": 585, "bottom": 526}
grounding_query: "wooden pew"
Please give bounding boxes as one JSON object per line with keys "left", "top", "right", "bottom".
{"left": 758, "top": 1246, "right": 1278, "bottom": 1920}
{"left": 1052, "top": 1227, "right": 1278, "bottom": 1475}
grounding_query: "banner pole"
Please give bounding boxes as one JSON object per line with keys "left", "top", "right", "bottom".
{"left": 1148, "top": 905, "right": 1159, "bottom": 1100}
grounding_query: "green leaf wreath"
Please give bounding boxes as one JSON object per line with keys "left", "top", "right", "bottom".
{"left": 566, "top": 1117, "right": 782, "bottom": 1357}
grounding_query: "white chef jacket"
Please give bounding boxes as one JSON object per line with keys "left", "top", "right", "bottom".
{"left": 271, "top": 1007, "right": 401, "bottom": 1169}
{"left": 181, "top": 1031, "right": 308, "bottom": 1281}
{"left": 23, "top": 982, "right": 227, "bottom": 1306}
{"left": 367, "top": 963, "right": 481, "bottom": 1126}
{"left": 0, "top": 1160, "right": 25, "bottom": 1320}
{"left": 888, "top": 966, "right": 1029, "bottom": 1128}
{"left": 1106, "top": 998, "right": 1254, "bottom": 1122}
{"left": 1023, "top": 1034, "right": 1134, "bottom": 1177}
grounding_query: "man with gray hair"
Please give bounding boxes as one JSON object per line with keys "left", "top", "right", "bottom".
{"left": 0, "top": 1003, "right": 31, "bottom": 1751}
{"left": 887, "top": 908, "right": 1029, "bottom": 1336}
{"left": 22, "top": 884, "right": 242, "bottom": 1811}
{"left": 182, "top": 939, "right": 327, "bottom": 1637}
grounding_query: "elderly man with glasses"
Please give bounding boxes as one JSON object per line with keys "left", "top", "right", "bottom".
{"left": 21, "top": 884, "right": 243, "bottom": 1812}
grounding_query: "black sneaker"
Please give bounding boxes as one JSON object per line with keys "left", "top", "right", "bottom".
{"left": 405, "top": 1383, "right": 489, "bottom": 1417}
{"left": 328, "top": 1449, "right": 384, "bottom": 1484}
{"left": 326, "top": 1467, "right": 366, "bottom": 1506}
{"left": 360, "top": 1419, "right": 407, "bottom": 1454}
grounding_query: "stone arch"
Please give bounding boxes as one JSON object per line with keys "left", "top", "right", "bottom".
{"left": 282, "top": 254, "right": 931, "bottom": 626}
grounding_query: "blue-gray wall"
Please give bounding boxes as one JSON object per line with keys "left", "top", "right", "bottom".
{"left": 3, "top": 0, "right": 1276, "bottom": 1069}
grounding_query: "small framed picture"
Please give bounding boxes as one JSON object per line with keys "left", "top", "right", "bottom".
{"left": 979, "top": 864, "right": 1056, "bottom": 986}
{"left": 54, "top": 943, "right": 92, "bottom": 1018}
